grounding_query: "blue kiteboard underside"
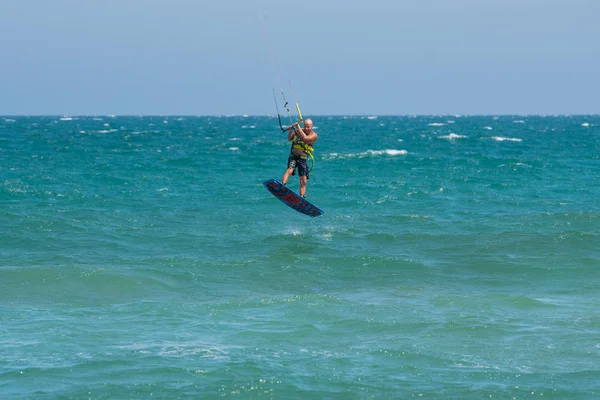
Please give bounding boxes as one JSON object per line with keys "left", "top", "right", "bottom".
{"left": 263, "top": 179, "right": 324, "bottom": 217}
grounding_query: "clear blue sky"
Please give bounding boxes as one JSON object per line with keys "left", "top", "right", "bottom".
{"left": 0, "top": 0, "right": 598, "bottom": 115}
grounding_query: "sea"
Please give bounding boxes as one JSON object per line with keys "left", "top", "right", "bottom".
{"left": 1, "top": 115, "right": 599, "bottom": 399}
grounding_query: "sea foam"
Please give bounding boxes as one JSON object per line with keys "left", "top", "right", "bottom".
{"left": 491, "top": 136, "right": 522, "bottom": 142}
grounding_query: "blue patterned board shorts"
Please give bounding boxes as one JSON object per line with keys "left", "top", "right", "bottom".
{"left": 287, "top": 152, "right": 309, "bottom": 178}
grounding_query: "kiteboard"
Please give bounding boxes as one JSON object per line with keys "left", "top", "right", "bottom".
{"left": 263, "top": 178, "right": 324, "bottom": 217}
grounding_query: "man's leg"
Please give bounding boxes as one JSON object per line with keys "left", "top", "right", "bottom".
{"left": 282, "top": 155, "right": 296, "bottom": 185}
{"left": 299, "top": 176, "right": 307, "bottom": 197}
{"left": 282, "top": 168, "right": 294, "bottom": 185}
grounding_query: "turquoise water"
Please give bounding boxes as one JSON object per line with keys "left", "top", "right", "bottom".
{"left": 1, "top": 115, "right": 599, "bottom": 399}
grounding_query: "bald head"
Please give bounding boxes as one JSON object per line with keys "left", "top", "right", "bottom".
{"left": 303, "top": 119, "right": 313, "bottom": 130}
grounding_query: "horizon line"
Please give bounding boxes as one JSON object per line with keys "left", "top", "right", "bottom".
{"left": 2, "top": 113, "right": 600, "bottom": 118}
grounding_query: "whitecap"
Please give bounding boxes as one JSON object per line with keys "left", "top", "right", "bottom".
{"left": 324, "top": 149, "right": 407, "bottom": 159}
{"left": 285, "top": 228, "right": 303, "bottom": 236}
{"left": 484, "top": 126, "right": 493, "bottom": 130}
{"left": 428, "top": 123, "right": 445, "bottom": 126}
{"left": 59, "top": 117, "right": 73, "bottom": 121}
{"left": 492, "top": 136, "right": 522, "bottom": 142}
{"left": 355, "top": 149, "right": 407, "bottom": 158}
{"left": 582, "top": 123, "right": 590, "bottom": 127}
{"left": 440, "top": 133, "right": 467, "bottom": 140}
{"left": 367, "top": 116, "right": 377, "bottom": 120}
{"left": 377, "top": 149, "right": 407, "bottom": 156}
{"left": 229, "top": 147, "right": 240, "bottom": 151}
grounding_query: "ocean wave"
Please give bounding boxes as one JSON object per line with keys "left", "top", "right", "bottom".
{"left": 497, "top": 162, "right": 532, "bottom": 168}
{"left": 491, "top": 136, "right": 522, "bottom": 142}
{"left": 324, "top": 149, "right": 407, "bottom": 160}
{"left": 440, "top": 133, "right": 467, "bottom": 140}
{"left": 428, "top": 123, "right": 445, "bottom": 126}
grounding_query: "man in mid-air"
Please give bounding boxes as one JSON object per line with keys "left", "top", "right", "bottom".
{"left": 281, "top": 119, "right": 318, "bottom": 198}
